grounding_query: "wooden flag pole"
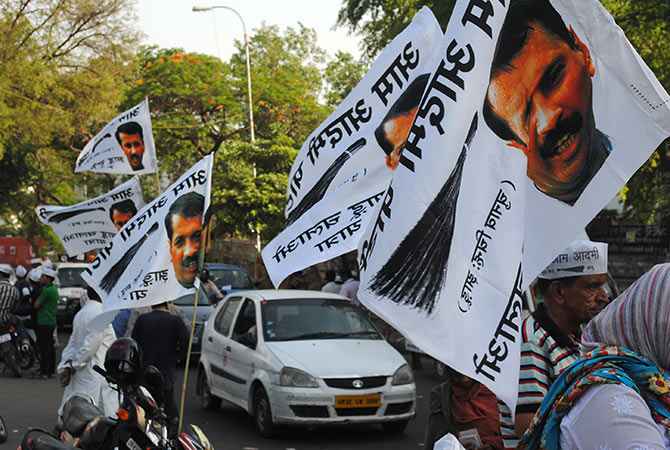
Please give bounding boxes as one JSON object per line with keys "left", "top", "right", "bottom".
{"left": 177, "top": 154, "right": 214, "bottom": 435}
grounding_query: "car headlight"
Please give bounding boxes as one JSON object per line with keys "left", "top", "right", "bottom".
{"left": 279, "top": 367, "right": 319, "bottom": 388}
{"left": 391, "top": 364, "right": 414, "bottom": 385}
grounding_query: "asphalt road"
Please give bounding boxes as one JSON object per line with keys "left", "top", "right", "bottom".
{"left": 0, "top": 351, "right": 442, "bottom": 450}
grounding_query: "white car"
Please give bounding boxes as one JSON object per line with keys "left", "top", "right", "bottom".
{"left": 197, "top": 290, "right": 416, "bottom": 437}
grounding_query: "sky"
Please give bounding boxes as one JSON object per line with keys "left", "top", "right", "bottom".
{"left": 137, "top": 0, "right": 362, "bottom": 62}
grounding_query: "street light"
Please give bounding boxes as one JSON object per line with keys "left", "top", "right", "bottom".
{"left": 192, "top": 5, "right": 261, "bottom": 257}
{"left": 192, "top": 5, "right": 255, "bottom": 144}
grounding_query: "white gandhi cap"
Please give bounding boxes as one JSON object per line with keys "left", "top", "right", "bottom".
{"left": 539, "top": 240, "right": 608, "bottom": 280}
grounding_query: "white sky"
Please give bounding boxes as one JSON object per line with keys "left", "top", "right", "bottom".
{"left": 137, "top": 0, "right": 362, "bottom": 62}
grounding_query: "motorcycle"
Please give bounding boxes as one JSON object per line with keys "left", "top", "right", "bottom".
{"left": 0, "top": 415, "right": 7, "bottom": 443}
{"left": 0, "top": 319, "right": 22, "bottom": 377}
{"left": 18, "top": 365, "right": 213, "bottom": 450}
{"left": 12, "top": 318, "right": 40, "bottom": 370}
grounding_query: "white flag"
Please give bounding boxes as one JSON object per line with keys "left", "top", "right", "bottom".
{"left": 263, "top": 8, "right": 444, "bottom": 285}
{"left": 36, "top": 178, "right": 144, "bottom": 257}
{"left": 75, "top": 98, "right": 158, "bottom": 175}
{"left": 83, "top": 155, "right": 213, "bottom": 320}
{"left": 356, "top": 0, "right": 670, "bottom": 413}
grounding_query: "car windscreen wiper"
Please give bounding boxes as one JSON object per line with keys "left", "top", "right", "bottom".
{"left": 338, "top": 330, "right": 381, "bottom": 338}
{"left": 280, "top": 330, "right": 380, "bottom": 341}
{"left": 281, "top": 331, "right": 349, "bottom": 341}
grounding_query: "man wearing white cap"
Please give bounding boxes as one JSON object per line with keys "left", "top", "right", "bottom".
{"left": 498, "top": 240, "right": 610, "bottom": 449}
{"left": 35, "top": 266, "right": 59, "bottom": 378}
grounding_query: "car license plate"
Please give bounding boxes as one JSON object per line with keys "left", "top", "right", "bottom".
{"left": 335, "top": 394, "right": 381, "bottom": 409}
{"left": 0, "top": 333, "right": 11, "bottom": 344}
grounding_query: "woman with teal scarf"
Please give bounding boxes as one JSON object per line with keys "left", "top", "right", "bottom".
{"left": 522, "top": 264, "right": 670, "bottom": 450}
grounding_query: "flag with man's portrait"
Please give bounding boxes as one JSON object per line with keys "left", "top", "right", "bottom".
{"left": 262, "top": 7, "right": 445, "bottom": 286}
{"left": 83, "top": 154, "right": 213, "bottom": 324}
{"left": 355, "top": 0, "right": 670, "bottom": 413}
{"left": 36, "top": 177, "right": 144, "bottom": 257}
{"left": 75, "top": 98, "right": 158, "bottom": 175}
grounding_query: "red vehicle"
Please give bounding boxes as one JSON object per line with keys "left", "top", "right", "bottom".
{"left": 0, "top": 237, "right": 34, "bottom": 268}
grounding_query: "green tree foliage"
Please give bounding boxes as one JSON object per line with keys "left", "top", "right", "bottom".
{"left": 336, "top": 0, "right": 457, "bottom": 59}
{"left": 122, "top": 25, "right": 332, "bottom": 242}
{"left": 324, "top": 51, "right": 367, "bottom": 108}
{"left": 337, "top": 0, "right": 670, "bottom": 224}
{"left": 0, "top": 0, "right": 139, "bottom": 251}
{"left": 600, "top": 0, "right": 670, "bottom": 224}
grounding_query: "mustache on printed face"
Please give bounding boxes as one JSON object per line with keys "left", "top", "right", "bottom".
{"left": 181, "top": 255, "right": 198, "bottom": 270}
{"left": 538, "top": 112, "right": 583, "bottom": 160}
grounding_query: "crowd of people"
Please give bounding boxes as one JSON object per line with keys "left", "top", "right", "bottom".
{"left": 424, "top": 239, "right": 670, "bottom": 450}
{"left": 0, "top": 262, "right": 190, "bottom": 437}
{"left": 2, "top": 243, "right": 669, "bottom": 449}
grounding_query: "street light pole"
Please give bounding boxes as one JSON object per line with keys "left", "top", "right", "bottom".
{"left": 192, "top": 4, "right": 261, "bottom": 257}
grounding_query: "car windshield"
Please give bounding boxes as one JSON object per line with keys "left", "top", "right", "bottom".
{"left": 57, "top": 268, "right": 87, "bottom": 288}
{"left": 261, "top": 299, "right": 381, "bottom": 342}
{"left": 173, "top": 288, "right": 210, "bottom": 306}
{"left": 209, "top": 268, "right": 252, "bottom": 290}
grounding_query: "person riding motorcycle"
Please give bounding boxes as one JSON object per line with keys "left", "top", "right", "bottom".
{"left": 0, "top": 265, "right": 21, "bottom": 377}
{"left": 58, "top": 286, "right": 119, "bottom": 420}
{"left": 13, "top": 266, "right": 34, "bottom": 319}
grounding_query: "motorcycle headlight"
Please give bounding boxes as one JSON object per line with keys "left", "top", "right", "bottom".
{"left": 279, "top": 367, "right": 319, "bottom": 388}
{"left": 391, "top": 364, "right": 414, "bottom": 386}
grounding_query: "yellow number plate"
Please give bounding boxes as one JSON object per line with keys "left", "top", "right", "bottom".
{"left": 335, "top": 394, "right": 381, "bottom": 409}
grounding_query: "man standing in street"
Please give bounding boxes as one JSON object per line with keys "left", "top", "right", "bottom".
{"left": 0, "top": 266, "right": 20, "bottom": 377}
{"left": 34, "top": 266, "right": 59, "bottom": 379}
{"left": 498, "top": 240, "right": 610, "bottom": 449}
{"left": 132, "top": 301, "right": 189, "bottom": 436}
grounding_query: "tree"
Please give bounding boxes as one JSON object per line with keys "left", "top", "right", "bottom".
{"left": 0, "top": 0, "right": 139, "bottom": 251}
{"left": 336, "top": 0, "right": 456, "bottom": 59}
{"left": 337, "top": 0, "right": 670, "bottom": 224}
{"left": 121, "top": 25, "right": 332, "bottom": 242}
{"left": 324, "top": 51, "right": 368, "bottom": 108}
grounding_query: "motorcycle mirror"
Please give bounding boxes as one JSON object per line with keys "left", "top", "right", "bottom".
{"left": 142, "top": 365, "right": 165, "bottom": 406}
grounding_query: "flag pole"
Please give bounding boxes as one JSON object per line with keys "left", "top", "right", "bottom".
{"left": 177, "top": 155, "right": 214, "bottom": 435}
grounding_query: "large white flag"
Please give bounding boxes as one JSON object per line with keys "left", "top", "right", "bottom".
{"left": 36, "top": 178, "right": 144, "bottom": 257}
{"left": 83, "top": 155, "right": 213, "bottom": 320}
{"left": 75, "top": 98, "right": 158, "bottom": 175}
{"left": 262, "top": 8, "right": 444, "bottom": 286}
{"left": 356, "top": 0, "right": 670, "bottom": 413}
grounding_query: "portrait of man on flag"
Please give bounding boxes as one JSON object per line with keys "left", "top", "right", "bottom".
{"left": 164, "top": 192, "right": 204, "bottom": 289}
{"left": 109, "top": 199, "right": 138, "bottom": 232}
{"left": 483, "top": 0, "right": 610, "bottom": 206}
{"left": 115, "top": 121, "right": 146, "bottom": 172}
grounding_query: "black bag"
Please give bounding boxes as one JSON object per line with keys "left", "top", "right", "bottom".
{"left": 424, "top": 379, "right": 458, "bottom": 450}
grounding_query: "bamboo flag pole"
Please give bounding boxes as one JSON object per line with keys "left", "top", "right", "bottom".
{"left": 177, "top": 153, "right": 215, "bottom": 435}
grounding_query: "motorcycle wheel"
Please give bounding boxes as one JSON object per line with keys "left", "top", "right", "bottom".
{"left": 17, "top": 340, "right": 36, "bottom": 370}
{"left": 0, "top": 415, "right": 7, "bottom": 443}
{"left": 0, "top": 343, "right": 22, "bottom": 377}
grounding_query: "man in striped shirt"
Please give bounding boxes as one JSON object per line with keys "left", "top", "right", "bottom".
{"left": 499, "top": 240, "right": 610, "bottom": 449}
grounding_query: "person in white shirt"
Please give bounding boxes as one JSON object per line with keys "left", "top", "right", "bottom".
{"left": 321, "top": 270, "right": 344, "bottom": 294}
{"left": 57, "top": 287, "right": 118, "bottom": 419}
{"left": 339, "top": 269, "right": 360, "bottom": 305}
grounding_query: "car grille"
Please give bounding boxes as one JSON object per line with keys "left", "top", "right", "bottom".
{"left": 290, "top": 405, "right": 330, "bottom": 418}
{"left": 385, "top": 401, "right": 413, "bottom": 415}
{"left": 324, "top": 376, "right": 388, "bottom": 389}
{"left": 335, "top": 407, "right": 379, "bottom": 416}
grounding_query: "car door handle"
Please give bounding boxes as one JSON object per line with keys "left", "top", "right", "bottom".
{"left": 207, "top": 337, "right": 213, "bottom": 343}
{"left": 225, "top": 345, "right": 232, "bottom": 352}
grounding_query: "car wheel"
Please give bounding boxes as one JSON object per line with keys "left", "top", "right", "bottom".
{"left": 253, "top": 386, "right": 276, "bottom": 438}
{"left": 198, "top": 369, "right": 220, "bottom": 410}
{"left": 382, "top": 419, "right": 409, "bottom": 434}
